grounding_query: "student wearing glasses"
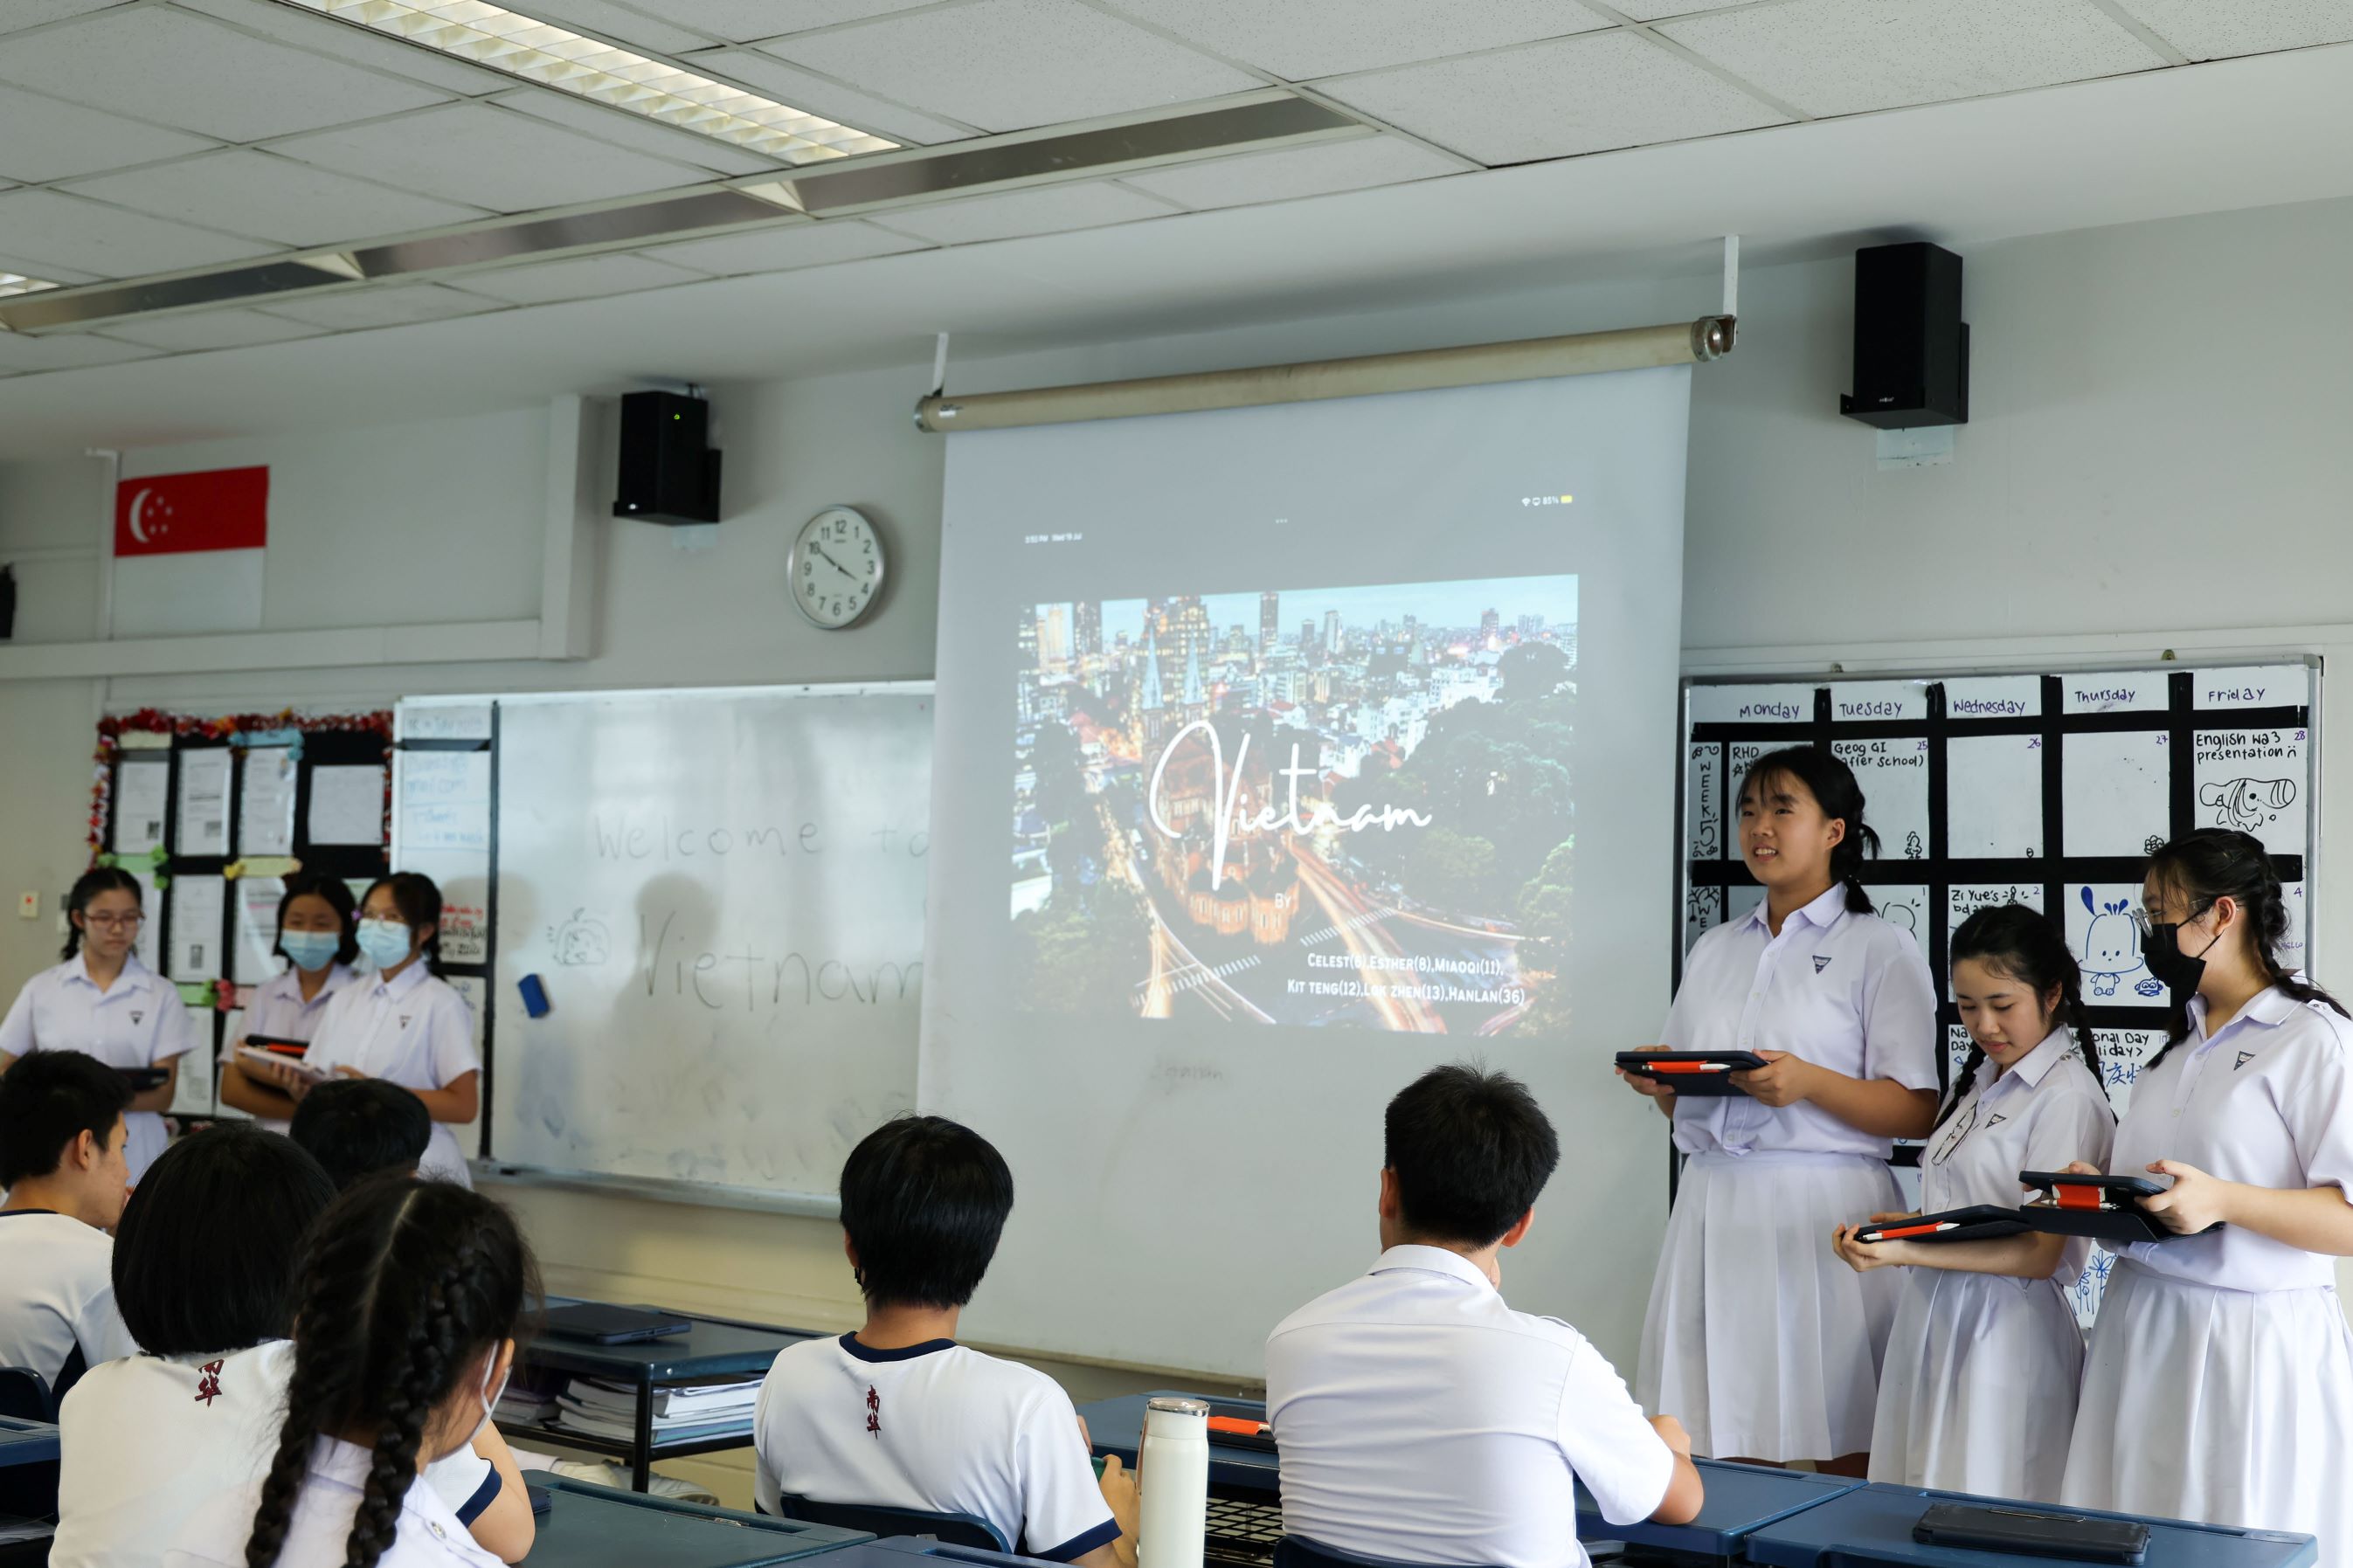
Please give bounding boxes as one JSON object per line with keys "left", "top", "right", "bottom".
{"left": 0, "top": 868, "right": 197, "bottom": 1182}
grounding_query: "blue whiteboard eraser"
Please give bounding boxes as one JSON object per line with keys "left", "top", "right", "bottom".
{"left": 518, "top": 973, "right": 550, "bottom": 1018}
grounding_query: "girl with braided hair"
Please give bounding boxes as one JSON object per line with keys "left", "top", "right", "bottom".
{"left": 2059, "top": 829, "right": 2353, "bottom": 1567}
{"left": 1829, "top": 903, "right": 2113, "bottom": 1502}
{"left": 164, "top": 1178, "right": 536, "bottom": 1568}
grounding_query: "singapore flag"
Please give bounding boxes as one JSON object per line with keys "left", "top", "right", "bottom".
{"left": 113, "top": 466, "right": 267, "bottom": 636}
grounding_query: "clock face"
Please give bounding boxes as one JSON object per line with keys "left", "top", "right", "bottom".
{"left": 791, "top": 507, "right": 884, "bottom": 629}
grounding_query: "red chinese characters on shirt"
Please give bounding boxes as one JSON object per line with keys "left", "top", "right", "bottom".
{"left": 194, "top": 1360, "right": 225, "bottom": 1406}
{"left": 866, "top": 1385, "right": 881, "bottom": 1439}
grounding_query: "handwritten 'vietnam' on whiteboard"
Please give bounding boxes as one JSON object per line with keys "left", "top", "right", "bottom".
{"left": 1945, "top": 734, "right": 2042, "bottom": 859}
{"left": 2193, "top": 729, "right": 2308, "bottom": 855}
{"left": 2061, "top": 730, "right": 2170, "bottom": 860}
{"left": 1832, "top": 739, "right": 1930, "bottom": 864}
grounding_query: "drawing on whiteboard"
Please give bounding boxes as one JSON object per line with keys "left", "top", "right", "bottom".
{"left": 2199, "top": 777, "right": 2297, "bottom": 833}
{"left": 550, "top": 909, "right": 610, "bottom": 967}
{"left": 2144, "top": 835, "right": 2166, "bottom": 855}
{"left": 1903, "top": 832, "right": 1924, "bottom": 860}
{"left": 2081, "top": 888, "right": 2143, "bottom": 998}
{"left": 1882, "top": 898, "right": 1920, "bottom": 936}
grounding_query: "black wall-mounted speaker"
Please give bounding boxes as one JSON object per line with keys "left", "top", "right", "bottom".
{"left": 1840, "top": 241, "right": 1969, "bottom": 430}
{"left": 613, "top": 390, "right": 722, "bottom": 524}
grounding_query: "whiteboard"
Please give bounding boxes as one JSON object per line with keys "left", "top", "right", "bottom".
{"left": 398, "top": 684, "right": 931, "bottom": 1207}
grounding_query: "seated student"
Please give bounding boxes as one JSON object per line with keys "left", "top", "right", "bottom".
{"left": 167, "top": 1179, "right": 535, "bottom": 1568}
{"left": 0, "top": 1050, "right": 138, "bottom": 1404}
{"left": 754, "top": 1116, "right": 1138, "bottom": 1566}
{"left": 52, "top": 1126, "right": 534, "bottom": 1568}
{"left": 290, "top": 1077, "right": 433, "bottom": 1190}
{"left": 1267, "top": 1065, "right": 1704, "bottom": 1568}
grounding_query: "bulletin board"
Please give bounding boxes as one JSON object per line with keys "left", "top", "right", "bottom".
{"left": 89, "top": 708, "right": 394, "bottom": 1120}
{"left": 1675, "top": 660, "right": 2320, "bottom": 1321}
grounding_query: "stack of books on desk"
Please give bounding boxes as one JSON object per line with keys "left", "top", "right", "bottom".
{"left": 550, "top": 1375, "right": 765, "bottom": 1444}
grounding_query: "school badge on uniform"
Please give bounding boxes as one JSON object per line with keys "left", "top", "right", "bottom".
{"left": 2236, "top": 1051, "right": 2257, "bottom": 1070}
{"left": 1812, "top": 956, "right": 1832, "bottom": 973}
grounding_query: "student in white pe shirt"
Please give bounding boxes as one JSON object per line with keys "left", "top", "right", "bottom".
{"left": 53, "top": 1126, "right": 531, "bottom": 1568}
{"left": 1830, "top": 903, "right": 2114, "bottom": 1502}
{"left": 754, "top": 1116, "right": 1140, "bottom": 1566}
{"left": 2061, "top": 830, "right": 2353, "bottom": 1568}
{"left": 218, "top": 873, "right": 365, "bottom": 1132}
{"left": 1620, "top": 745, "right": 1940, "bottom": 1473}
{"left": 1267, "top": 1065, "right": 1704, "bottom": 1568}
{"left": 0, "top": 1050, "right": 139, "bottom": 1403}
{"left": 167, "top": 1178, "right": 535, "bottom": 1568}
{"left": 0, "top": 867, "right": 196, "bottom": 1183}
{"left": 249, "top": 874, "right": 479, "bottom": 1187}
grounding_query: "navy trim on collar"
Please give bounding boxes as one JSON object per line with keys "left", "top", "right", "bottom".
{"left": 0, "top": 1209, "right": 59, "bottom": 1219}
{"left": 453, "top": 1465, "right": 502, "bottom": 1525}
{"left": 836, "top": 1332, "right": 958, "bottom": 1364}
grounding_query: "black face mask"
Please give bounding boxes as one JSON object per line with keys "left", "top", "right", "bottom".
{"left": 2143, "top": 905, "right": 2221, "bottom": 994}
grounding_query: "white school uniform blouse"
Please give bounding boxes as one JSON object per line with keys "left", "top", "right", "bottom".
{"left": 1266, "top": 1246, "right": 1672, "bottom": 1568}
{"left": 238, "top": 963, "right": 363, "bottom": 1136}
{"left": 0, "top": 953, "right": 197, "bottom": 1181}
{"left": 1921, "top": 1028, "right": 2115, "bottom": 1281}
{"left": 1664, "top": 883, "right": 1940, "bottom": 1159}
{"left": 754, "top": 1335, "right": 1118, "bottom": 1561}
{"left": 0, "top": 1211, "right": 137, "bottom": 1397}
{"left": 167, "top": 1436, "right": 502, "bottom": 1568}
{"left": 2107, "top": 985, "right": 2353, "bottom": 1291}
{"left": 305, "top": 963, "right": 480, "bottom": 1187}
{"left": 53, "top": 1339, "right": 498, "bottom": 1568}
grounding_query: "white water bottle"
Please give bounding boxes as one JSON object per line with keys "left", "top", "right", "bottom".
{"left": 1136, "top": 1396, "right": 1210, "bottom": 1568}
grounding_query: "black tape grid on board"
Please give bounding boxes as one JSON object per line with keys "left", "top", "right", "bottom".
{"left": 393, "top": 717, "right": 498, "bottom": 1163}
{"left": 1676, "top": 673, "right": 2310, "bottom": 1179}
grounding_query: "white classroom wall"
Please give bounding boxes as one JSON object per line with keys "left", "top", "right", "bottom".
{"left": 3, "top": 190, "right": 2353, "bottom": 1493}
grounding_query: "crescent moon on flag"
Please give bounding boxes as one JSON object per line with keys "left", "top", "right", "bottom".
{"left": 127, "top": 487, "right": 153, "bottom": 544}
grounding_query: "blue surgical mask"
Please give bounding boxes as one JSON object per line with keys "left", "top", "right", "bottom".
{"left": 356, "top": 918, "right": 414, "bottom": 972}
{"left": 279, "top": 930, "right": 341, "bottom": 973}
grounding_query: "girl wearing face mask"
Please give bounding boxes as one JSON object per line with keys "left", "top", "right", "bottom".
{"left": 0, "top": 867, "right": 197, "bottom": 1183}
{"left": 2060, "top": 830, "right": 2353, "bottom": 1565}
{"left": 1621, "top": 746, "right": 1940, "bottom": 1475}
{"left": 294, "top": 873, "right": 480, "bottom": 1187}
{"left": 1830, "top": 904, "right": 2114, "bottom": 1502}
{"left": 219, "top": 874, "right": 364, "bottom": 1132}
{"left": 164, "top": 1178, "right": 533, "bottom": 1568}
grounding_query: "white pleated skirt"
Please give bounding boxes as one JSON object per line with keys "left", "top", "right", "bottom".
{"left": 2063, "top": 1261, "right": 2353, "bottom": 1568}
{"left": 1868, "top": 1268, "right": 2083, "bottom": 1502}
{"left": 1637, "top": 1150, "right": 1904, "bottom": 1462}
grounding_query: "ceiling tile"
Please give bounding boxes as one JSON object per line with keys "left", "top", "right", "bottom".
{"left": 64, "top": 149, "right": 488, "bottom": 248}
{"left": 0, "top": 0, "right": 132, "bottom": 35}
{"left": 1660, "top": 0, "right": 2164, "bottom": 120}
{"left": 0, "top": 7, "right": 451, "bottom": 142}
{"left": 874, "top": 181, "right": 1178, "bottom": 245}
{"left": 98, "top": 307, "right": 326, "bottom": 351}
{"left": 0, "top": 251, "right": 99, "bottom": 286}
{"left": 1119, "top": 135, "right": 1467, "bottom": 210}
{"left": 695, "top": 48, "right": 977, "bottom": 143}
{"left": 488, "top": 89, "right": 779, "bottom": 176}
{"left": 0, "top": 189, "right": 277, "bottom": 278}
{"left": 465, "top": 0, "right": 716, "bottom": 54}
{"left": 0, "top": 83, "right": 217, "bottom": 183}
{"left": 256, "top": 284, "right": 505, "bottom": 329}
{"left": 266, "top": 102, "right": 709, "bottom": 213}
{"left": 1610, "top": 2, "right": 1751, "bottom": 17}
{"left": 1102, "top": 0, "right": 1609, "bottom": 79}
{"left": 656, "top": 0, "right": 941, "bottom": 44}
{"left": 644, "top": 218, "right": 929, "bottom": 275}
{"left": 0, "top": 331, "right": 159, "bottom": 372}
{"left": 768, "top": 0, "right": 1263, "bottom": 133}
{"left": 1317, "top": 31, "right": 1787, "bottom": 165}
{"left": 453, "top": 252, "right": 707, "bottom": 304}
{"left": 165, "top": 0, "right": 519, "bottom": 95}
{"left": 2114, "top": 0, "right": 2353, "bottom": 60}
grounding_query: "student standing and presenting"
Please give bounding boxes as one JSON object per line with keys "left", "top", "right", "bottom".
{"left": 1830, "top": 904, "right": 2114, "bottom": 1502}
{"left": 1622, "top": 746, "right": 1940, "bottom": 1474}
{"left": 2062, "top": 830, "right": 2353, "bottom": 1567}
{"left": 1266, "top": 1065, "right": 1703, "bottom": 1568}
{"left": 0, "top": 867, "right": 196, "bottom": 1183}
{"left": 218, "top": 873, "right": 364, "bottom": 1132}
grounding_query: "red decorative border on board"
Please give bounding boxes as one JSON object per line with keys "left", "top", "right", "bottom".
{"left": 88, "top": 708, "right": 394, "bottom": 862}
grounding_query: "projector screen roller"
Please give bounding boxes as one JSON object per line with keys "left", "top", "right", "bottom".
{"left": 925, "top": 367, "right": 1692, "bottom": 1378}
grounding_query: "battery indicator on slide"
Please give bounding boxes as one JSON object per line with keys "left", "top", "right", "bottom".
{"left": 1520, "top": 494, "right": 1574, "bottom": 507}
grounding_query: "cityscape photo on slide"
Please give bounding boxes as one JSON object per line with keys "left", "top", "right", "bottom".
{"left": 1010, "top": 575, "right": 1576, "bottom": 1033}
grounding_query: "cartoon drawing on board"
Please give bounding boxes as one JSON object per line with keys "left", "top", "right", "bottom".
{"left": 2081, "top": 888, "right": 2145, "bottom": 998}
{"left": 1883, "top": 898, "right": 1920, "bottom": 936}
{"left": 1904, "top": 831, "right": 1925, "bottom": 860}
{"left": 2200, "top": 777, "right": 2297, "bottom": 833}
{"left": 2144, "top": 835, "right": 2166, "bottom": 856}
{"left": 549, "top": 909, "right": 610, "bottom": 967}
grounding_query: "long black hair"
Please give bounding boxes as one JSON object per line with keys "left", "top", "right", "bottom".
{"left": 359, "top": 872, "right": 444, "bottom": 977}
{"left": 1735, "top": 746, "right": 1881, "bottom": 914}
{"left": 244, "top": 1180, "right": 534, "bottom": 1568}
{"left": 1941, "top": 903, "right": 2101, "bottom": 1129}
{"left": 114, "top": 1125, "right": 336, "bottom": 1355}
{"left": 61, "top": 866, "right": 143, "bottom": 962}
{"left": 275, "top": 872, "right": 360, "bottom": 970}
{"left": 2144, "top": 828, "right": 2344, "bottom": 1068}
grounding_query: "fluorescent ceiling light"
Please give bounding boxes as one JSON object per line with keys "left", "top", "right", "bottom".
{"left": 279, "top": 0, "right": 898, "bottom": 166}
{"left": 0, "top": 272, "right": 58, "bottom": 300}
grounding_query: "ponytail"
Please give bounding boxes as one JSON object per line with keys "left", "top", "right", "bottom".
{"left": 61, "top": 867, "right": 142, "bottom": 962}
{"left": 2144, "top": 829, "right": 2346, "bottom": 1071}
{"left": 1941, "top": 902, "right": 2103, "bottom": 1131}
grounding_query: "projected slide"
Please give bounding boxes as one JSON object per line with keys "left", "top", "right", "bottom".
{"left": 1011, "top": 575, "right": 1574, "bottom": 1034}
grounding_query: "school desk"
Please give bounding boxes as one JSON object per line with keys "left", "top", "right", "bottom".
{"left": 507, "top": 1300, "right": 818, "bottom": 1491}
{"left": 823, "top": 1537, "right": 1063, "bottom": 1568}
{"left": 1076, "top": 1392, "right": 1279, "bottom": 1498}
{"left": 0, "top": 1414, "right": 59, "bottom": 1554}
{"left": 528, "top": 1475, "right": 870, "bottom": 1568}
{"left": 1743, "top": 1484, "right": 2317, "bottom": 1568}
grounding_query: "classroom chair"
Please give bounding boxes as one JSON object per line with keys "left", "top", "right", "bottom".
{"left": 773, "top": 1495, "right": 1010, "bottom": 1551}
{"left": 0, "top": 1371, "right": 47, "bottom": 1425}
{"left": 1274, "top": 1537, "right": 1464, "bottom": 1568}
